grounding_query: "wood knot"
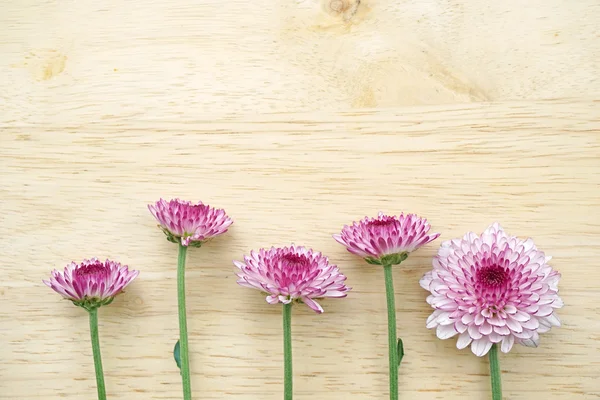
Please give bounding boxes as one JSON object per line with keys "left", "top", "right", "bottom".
{"left": 325, "top": 0, "right": 360, "bottom": 18}
{"left": 329, "top": 0, "right": 349, "bottom": 13}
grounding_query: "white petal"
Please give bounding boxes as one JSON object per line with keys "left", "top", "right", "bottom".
{"left": 501, "top": 335, "right": 515, "bottom": 353}
{"left": 455, "top": 321, "right": 467, "bottom": 333}
{"left": 468, "top": 324, "right": 483, "bottom": 340}
{"left": 471, "top": 338, "right": 493, "bottom": 357}
{"left": 519, "top": 332, "right": 540, "bottom": 348}
{"left": 456, "top": 332, "right": 472, "bottom": 349}
{"left": 522, "top": 238, "right": 535, "bottom": 252}
{"left": 512, "top": 330, "right": 533, "bottom": 339}
{"left": 302, "top": 297, "right": 324, "bottom": 314}
{"left": 506, "top": 317, "right": 523, "bottom": 333}
{"left": 521, "top": 317, "right": 540, "bottom": 330}
{"left": 437, "top": 324, "right": 458, "bottom": 340}
{"left": 426, "top": 310, "right": 444, "bottom": 329}
{"left": 493, "top": 325, "right": 510, "bottom": 335}
{"left": 511, "top": 311, "right": 531, "bottom": 322}
{"left": 537, "top": 322, "right": 551, "bottom": 333}
{"left": 545, "top": 313, "right": 561, "bottom": 327}
{"left": 504, "top": 305, "right": 517, "bottom": 314}
{"left": 480, "top": 322, "right": 493, "bottom": 335}
{"left": 535, "top": 305, "right": 554, "bottom": 317}
{"left": 436, "top": 312, "right": 453, "bottom": 326}
{"left": 552, "top": 297, "right": 564, "bottom": 308}
{"left": 474, "top": 313, "right": 485, "bottom": 325}
{"left": 489, "top": 332, "right": 502, "bottom": 343}
{"left": 419, "top": 272, "right": 433, "bottom": 290}
{"left": 488, "top": 316, "right": 506, "bottom": 327}
{"left": 431, "top": 297, "right": 457, "bottom": 310}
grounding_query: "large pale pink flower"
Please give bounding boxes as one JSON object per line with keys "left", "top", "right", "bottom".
{"left": 234, "top": 245, "right": 350, "bottom": 313}
{"left": 149, "top": 198, "right": 233, "bottom": 247}
{"left": 420, "top": 223, "right": 563, "bottom": 356}
{"left": 334, "top": 212, "right": 440, "bottom": 265}
{"left": 44, "top": 258, "right": 139, "bottom": 310}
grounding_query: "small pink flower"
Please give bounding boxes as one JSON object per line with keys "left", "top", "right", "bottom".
{"left": 44, "top": 258, "right": 139, "bottom": 310}
{"left": 149, "top": 198, "right": 233, "bottom": 247}
{"left": 420, "top": 223, "right": 563, "bottom": 357}
{"left": 334, "top": 212, "right": 440, "bottom": 265}
{"left": 234, "top": 245, "right": 350, "bottom": 313}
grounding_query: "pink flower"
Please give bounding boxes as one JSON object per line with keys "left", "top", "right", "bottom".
{"left": 44, "top": 258, "right": 139, "bottom": 310}
{"left": 334, "top": 212, "right": 440, "bottom": 265}
{"left": 420, "top": 223, "right": 563, "bottom": 357}
{"left": 149, "top": 198, "right": 233, "bottom": 247}
{"left": 234, "top": 245, "right": 350, "bottom": 313}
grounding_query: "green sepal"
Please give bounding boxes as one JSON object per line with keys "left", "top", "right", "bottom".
{"left": 73, "top": 296, "right": 114, "bottom": 312}
{"left": 397, "top": 338, "right": 404, "bottom": 366}
{"left": 174, "top": 340, "right": 181, "bottom": 370}
{"left": 365, "top": 252, "right": 409, "bottom": 267}
{"left": 364, "top": 257, "right": 383, "bottom": 265}
{"left": 159, "top": 226, "right": 180, "bottom": 244}
{"left": 381, "top": 252, "right": 409, "bottom": 267}
{"left": 159, "top": 226, "right": 203, "bottom": 247}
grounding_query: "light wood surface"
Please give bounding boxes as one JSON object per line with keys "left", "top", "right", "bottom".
{"left": 2, "top": 0, "right": 600, "bottom": 399}
{"left": 1, "top": 0, "right": 600, "bottom": 123}
{"left": 2, "top": 101, "right": 600, "bottom": 399}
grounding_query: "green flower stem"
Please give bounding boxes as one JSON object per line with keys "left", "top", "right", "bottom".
{"left": 177, "top": 244, "right": 192, "bottom": 400}
{"left": 489, "top": 344, "right": 502, "bottom": 400}
{"left": 383, "top": 264, "right": 399, "bottom": 400}
{"left": 283, "top": 303, "right": 293, "bottom": 400}
{"left": 88, "top": 308, "right": 107, "bottom": 400}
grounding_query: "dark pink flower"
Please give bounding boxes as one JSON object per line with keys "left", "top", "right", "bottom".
{"left": 44, "top": 258, "right": 139, "bottom": 310}
{"left": 420, "top": 223, "right": 563, "bottom": 356}
{"left": 149, "top": 198, "right": 233, "bottom": 247}
{"left": 234, "top": 245, "right": 350, "bottom": 313}
{"left": 334, "top": 212, "right": 440, "bottom": 265}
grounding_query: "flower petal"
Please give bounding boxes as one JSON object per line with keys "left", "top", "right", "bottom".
{"left": 302, "top": 297, "right": 324, "bottom": 314}
{"left": 456, "top": 332, "right": 473, "bottom": 349}
{"left": 436, "top": 324, "right": 458, "bottom": 340}
{"left": 471, "top": 338, "right": 493, "bottom": 357}
{"left": 500, "top": 335, "right": 515, "bottom": 353}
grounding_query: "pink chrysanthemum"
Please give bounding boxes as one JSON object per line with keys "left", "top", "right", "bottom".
{"left": 149, "top": 198, "right": 233, "bottom": 247}
{"left": 420, "top": 223, "right": 563, "bottom": 356}
{"left": 44, "top": 258, "right": 139, "bottom": 310}
{"left": 334, "top": 212, "right": 440, "bottom": 265}
{"left": 234, "top": 245, "right": 350, "bottom": 313}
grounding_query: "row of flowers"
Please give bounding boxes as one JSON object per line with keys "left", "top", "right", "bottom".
{"left": 44, "top": 199, "right": 563, "bottom": 400}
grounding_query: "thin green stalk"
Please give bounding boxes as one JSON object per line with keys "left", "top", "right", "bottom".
{"left": 283, "top": 303, "right": 293, "bottom": 400}
{"left": 88, "top": 308, "right": 107, "bottom": 400}
{"left": 489, "top": 344, "right": 502, "bottom": 400}
{"left": 177, "top": 244, "right": 192, "bottom": 400}
{"left": 383, "top": 264, "right": 398, "bottom": 400}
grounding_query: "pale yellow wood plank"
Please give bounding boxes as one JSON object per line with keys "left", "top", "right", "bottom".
{"left": 1, "top": 101, "right": 599, "bottom": 399}
{"left": 1, "top": 0, "right": 599, "bottom": 125}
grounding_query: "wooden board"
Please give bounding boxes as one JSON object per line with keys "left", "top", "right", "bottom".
{"left": 1, "top": 101, "right": 599, "bottom": 399}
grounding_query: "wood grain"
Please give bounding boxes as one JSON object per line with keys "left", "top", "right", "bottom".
{"left": 1, "top": 101, "right": 599, "bottom": 399}
{"left": 2, "top": 0, "right": 600, "bottom": 398}
{"left": 1, "top": 0, "right": 599, "bottom": 125}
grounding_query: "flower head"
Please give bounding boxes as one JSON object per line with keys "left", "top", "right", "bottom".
{"left": 420, "top": 223, "right": 563, "bottom": 356}
{"left": 234, "top": 245, "right": 350, "bottom": 313}
{"left": 44, "top": 258, "right": 139, "bottom": 311}
{"left": 334, "top": 212, "right": 440, "bottom": 265}
{"left": 149, "top": 198, "right": 233, "bottom": 247}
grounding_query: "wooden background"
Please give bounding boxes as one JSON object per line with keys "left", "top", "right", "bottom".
{"left": 1, "top": 1, "right": 599, "bottom": 399}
